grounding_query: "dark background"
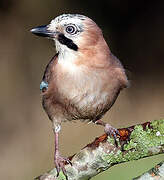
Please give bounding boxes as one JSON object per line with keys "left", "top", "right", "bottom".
{"left": 0, "top": 0, "right": 164, "bottom": 179}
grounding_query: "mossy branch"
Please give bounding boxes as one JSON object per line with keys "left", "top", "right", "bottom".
{"left": 35, "top": 119, "right": 164, "bottom": 180}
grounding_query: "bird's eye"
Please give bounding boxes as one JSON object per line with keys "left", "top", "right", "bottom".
{"left": 65, "top": 25, "right": 77, "bottom": 35}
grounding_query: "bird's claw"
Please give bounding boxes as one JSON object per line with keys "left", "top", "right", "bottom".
{"left": 55, "top": 155, "right": 72, "bottom": 179}
{"left": 104, "top": 123, "right": 120, "bottom": 146}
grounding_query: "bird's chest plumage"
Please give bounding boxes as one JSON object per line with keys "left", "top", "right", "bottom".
{"left": 57, "top": 65, "right": 108, "bottom": 108}
{"left": 42, "top": 61, "right": 119, "bottom": 123}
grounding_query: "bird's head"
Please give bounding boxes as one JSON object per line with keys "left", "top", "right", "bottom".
{"left": 31, "top": 14, "right": 110, "bottom": 66}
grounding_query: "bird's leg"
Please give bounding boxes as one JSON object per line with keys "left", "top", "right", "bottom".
{"left": 53, "top": 125, "right": 72, "bottom": 179}
{"left": 94, "top": 119, "right": 120, "bottom": 146}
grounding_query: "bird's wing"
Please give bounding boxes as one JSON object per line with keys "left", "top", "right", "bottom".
{"left": 42, "top": 53, "right": 59, "bottom": 83}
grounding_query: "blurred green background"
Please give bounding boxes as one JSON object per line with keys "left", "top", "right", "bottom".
{"left": 0, "top": 0, "right": 164, "bottom": 179}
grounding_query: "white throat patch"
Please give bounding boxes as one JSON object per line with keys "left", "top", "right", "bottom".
{"left": 56, "top": 40, "right": 79, "bottom": 72}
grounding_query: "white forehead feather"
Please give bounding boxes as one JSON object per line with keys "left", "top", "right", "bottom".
{"left": 54, "top": 14, "right": 87, "bottom": 23}
{"left": 48, "top": 14, "right": 87, "bottom": 30}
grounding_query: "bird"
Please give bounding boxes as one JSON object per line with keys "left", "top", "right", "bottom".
{"left": 31, "top": 14, "right": 128, "bottom": 178}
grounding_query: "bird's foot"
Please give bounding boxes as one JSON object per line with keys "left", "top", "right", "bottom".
{"left": 95, "top": 120, "right": 120, "bottom": 146}
{"left": 104, "top": 123, "right": 120, "bottom": 138}
{"left": 104, "top": 123, "right": 120, "bottom": 146}
{"left": 54, "top": 154, "right": 72, "bottom": 179}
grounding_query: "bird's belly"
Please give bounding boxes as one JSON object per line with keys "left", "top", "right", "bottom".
{"left": 75, "top": 91, "right": 109, "bottom": 120}
{"left": 75, "top": 90, "right": 108, "bottom": 111}
{"left": 45, "top": 66, "right": 119, "bottom": 123}
{"left": 58, "top": 79, "right": 111, "bottom": 121}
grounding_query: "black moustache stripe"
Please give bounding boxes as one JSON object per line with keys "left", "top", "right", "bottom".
{"left": 57, "top": 33, "right": 78, "bottom": 51}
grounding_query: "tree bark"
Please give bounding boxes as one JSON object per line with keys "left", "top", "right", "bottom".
{"left": 35, "top": 119, "right": 164, "bottom": 180}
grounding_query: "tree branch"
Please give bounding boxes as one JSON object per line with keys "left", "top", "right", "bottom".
{"left": 35, "top": 119, "right": 164, "bottom": 180}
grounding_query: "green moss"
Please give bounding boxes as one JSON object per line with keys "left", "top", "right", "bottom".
{"left": 103, "top": 120, "right": 164, "bottom": 166}
{"left": 57, "top": 171, "right": 67, "bottom": 180}
{"left": 151, "top": 119, "right": 164, "bottom": 138}
{"left": 107, "top": 136, "right": 115, "bottom": 145}
{"left": 37, "top": 120, "right": 164, "bottom": 180}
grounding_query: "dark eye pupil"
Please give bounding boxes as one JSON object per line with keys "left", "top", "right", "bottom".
{"left": 66, "top": 26, "right": 76, "bottom": 34}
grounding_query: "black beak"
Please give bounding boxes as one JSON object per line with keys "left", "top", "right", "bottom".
{"left": 30, "top": 25, "right": 55, "bottom": 38}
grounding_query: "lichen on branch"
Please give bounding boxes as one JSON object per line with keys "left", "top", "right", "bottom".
{"left": 35, "top": 119, "right": 164, "bottom": 180}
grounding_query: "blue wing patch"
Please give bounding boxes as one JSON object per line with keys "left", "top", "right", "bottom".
{"left": 40, "top": 81, "right": 48, "bottom": 91}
